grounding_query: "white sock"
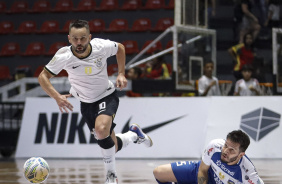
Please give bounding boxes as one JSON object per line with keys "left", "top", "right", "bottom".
{"left": 116, "top": 131, "right": 137, "bottom": 149}
{"left": 101, "top": 145, "right": 116, "bottom": 174}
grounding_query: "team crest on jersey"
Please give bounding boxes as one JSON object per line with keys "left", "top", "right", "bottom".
{"left": 227, "top": 179, "right": 235, "bottom": 184}
{"left": 219, "top": 172, "right": 225, "bottom": 180}
{"left": 94, "top": 58, "right": 102, "bottom": 68}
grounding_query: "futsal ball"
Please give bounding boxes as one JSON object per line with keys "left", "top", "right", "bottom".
{"left": 23, "top": 157, "right": 49, "bottom": 183}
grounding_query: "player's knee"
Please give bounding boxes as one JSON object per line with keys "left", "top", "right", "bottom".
{"left": 95, "top": 123, "right": 109, "bottom": 139}
{"left": 153, "top": 166, "right": 163, "bottom": 180}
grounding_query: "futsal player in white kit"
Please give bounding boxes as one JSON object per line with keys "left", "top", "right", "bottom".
{"left": 153, "top": 130, "right": 264, "bottom": 184}
{"left": 38, "top": 19, "right": 153, "bottom": 184}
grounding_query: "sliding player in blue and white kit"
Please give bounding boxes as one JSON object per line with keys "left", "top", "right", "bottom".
{"left": 153, "top": 130, "right": 264, "bottom": 184}
{"left": 38, "top": 20, "right": 153, "bottom": 184}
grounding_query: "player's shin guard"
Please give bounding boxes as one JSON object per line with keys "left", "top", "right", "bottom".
{"left": 97, "top": 136, "right": 116, "bottom": 174}
{"left": 115, "top": 131, "right": 137, "bottom": 150}
{"left": 155, "top": 179, "right": 173, "bottom": 184}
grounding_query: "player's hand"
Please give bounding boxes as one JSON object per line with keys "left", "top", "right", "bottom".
{"left": 209, "top": 80, "right": 216, "bottom": 87}
{"left": 116, "top": 73, "right": 127, "bottom": 90}
{"left": 55, "top": 94, "right": 73, "bottom": 113}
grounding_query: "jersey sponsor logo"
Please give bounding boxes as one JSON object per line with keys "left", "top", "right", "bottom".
{"left": 72, "top": 65, "right": 80, "bottom": 69}
{"left": 176, "top": 161, "right": 186, "bottom": 166}
{"left": 216, "top": 160, "right": 235, "bottom": 176}
{"left": 219, "top": 172, "right": 225, "bottom": 180}
{"left": 85, "top": 66, "right": 92, "bottom": 75}
{"left": 208, "top": 148, "right": 213, "bottom": 155}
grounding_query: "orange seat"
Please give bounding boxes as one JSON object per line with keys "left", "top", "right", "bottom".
{"left": 22, "top": 42, "right": 45, "bottom": 56}
{"left": 59, "top": 20, "right": 72, "bottom": 33}
{"left": 153, "top": 17, "right": 174, "bottom": 31}
{"left": 165, "top": 0, "right": 174, "bottom": 9}
{"left": 45, "top": 42, "right": 68, "bottom": 56}
{"left": 142, "top": 0, "right": 165, "bottom": 9}
{"left": 96, "top": 0, "right": 118, "bottom": 11}
{"left": 33, "top": 65, "right": 45, "bottom": 77}
{"left": 74, "top": 0, "right": 96, "bottom": 11}
{"left": 0, "top": 42, "right": 20, "bottom": 56}
{"left": 0, "top": 1, "right": 7, "bottom": 13}
{"left": 106, "top": 19, "right": 128, "bottom": 32}
{"left": 141, "top": 40, "right": 163, "bottom": 54}
{"left": 0, "top": 65, "right": 11, "bottom": 80}
{"left": 120, "top": 0, "right": 141, "bottom": 11}
{"left": 107, "top": 64, "right": 118, "bottom": 76}
{"left": 37, "top": 20, "right": 60, "bottom": 34}
{"left": 15, "top": 21, "right": 37, "bottom": 34}
{"left": 52, "top": 0, "right": 73, "bottom": 12}
{"left": 0, "top": 21, "right": 14, "bottom": 34}
{"left": 6, "top": 0, "right": 29, "bottom": 13}
{"left": 89, "top": 19, "right": 105, "bottom": 32}
{"left": 130, "top": 18, "right": 152, "bottom": 32}
{"left": 122, "top": 40, "right": 139, "bottom": 54}
{"left": 28, "top": 0, "right": 51, "bottom": 13}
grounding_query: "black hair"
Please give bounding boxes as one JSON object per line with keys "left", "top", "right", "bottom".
{"left": 241, "top": 64, "right": 253, "bottom": 72}
{"left": 204, "top": 60, "right": 214, "bottom": 67}
{"left": 226, "top": 130, "right": 250, "bottom": 152}
{"left": 69, "top": 19, "right": 90, "bottom": 33}
{"left": 243, "top": 33, "right": 254, "bottom": 49}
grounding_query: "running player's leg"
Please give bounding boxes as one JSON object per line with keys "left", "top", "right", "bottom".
{"left": 153, "top": 161, "right": 199, "bottom": 184}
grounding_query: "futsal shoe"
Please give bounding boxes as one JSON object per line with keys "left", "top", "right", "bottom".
{"left": 105, "top": 171, "right": 118, "bottom": 184}
{"left": 129, "top": 124, "right": 153, "bottom": 147}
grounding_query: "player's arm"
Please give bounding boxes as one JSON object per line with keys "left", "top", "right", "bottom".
{"left": 38, "top": 69, "right": 73, "bottom": 113}
{"left": 197, "top": 160, "right": 210, "bottom": 184}
{"left": 115, "top": 43, "right": 127, "bottom": 90}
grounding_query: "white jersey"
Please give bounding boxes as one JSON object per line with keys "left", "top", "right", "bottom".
{"left": 234, "top": 78, "right": 260, "bottom": 96}
{"left": 202, "top": 139, "right": 264, "bottom": 184}
{"left": 198, "top": 75, "right": 221, "bottom": 96}
{"left": 45, "top": 38, "right": 118, "bottom": 103}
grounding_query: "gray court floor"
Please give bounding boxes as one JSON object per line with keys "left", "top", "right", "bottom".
{"left": 0, "top": 159, "right": 281, "bottom": 184}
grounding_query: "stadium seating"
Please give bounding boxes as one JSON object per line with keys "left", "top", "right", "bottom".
{"left": 52, "top": 0, "right": 73, "bottom": 12}
{"left": 0, "top": 42, "right": 20, "bottom": 56}
{"left": 28, "top": 0, "right": 51, "bottom": 13}
{"left": 121, "top": 40, "right": 139, "bottom": 54}
{"left": 165, "top": 0, "right": 174, "bottom": 9}
{"left": 0, "top": 65, "right": 11, "bottom": 80}
{"left": 0, "top": 21, "right": 14, "bottom": 34}
{"left": 15, "top": 21, "right": 37, "bottom": 34}
{"left": 22, "top": 42, "right": 45, "bottom": 56}
{"left": 141, "top": 40, "right": 162, "bottom": 54}
{"left": 0, "top": 1, "right": 6, "bottom": 13}
{"left": 33, "top": 65, "right": 44, "bottom": 77}
{"left": 89, "top": 19, "right": 106, "bottom": 32}
{"left": 130, "top": 18, "right": 152, "bottom": 32}
{"left": 6, "top": 0, "right": 29, "bottom": 13}
{"left": 107, "top": 63, "right": 118, "bottom": 76}
{"left": 36, "top": 20, "right": 60, "bottom": 34}
{"left": 45, "top": 42, "right": 68, "bottom": 56}
{"left": 96, "top": 0, "right": 118, "bottom": 11}
{"left": 73, "top": 0, "right": 96, "bottom": 12}
{"left": 56, "top": 69, "right": 68, "bottom": 77}
{"left": 153, "top": 17, "right": 174, "bottom": 31}
{"left": 106, "top": 19, "right": 128, "bottom": 32}
{"left": 142, "top": 0, "right": 165, "bottom": 10}
{"left": 59, "top": 20, "right": 72, "bottom": 33}
{"left": 120, "top": 0, "right": 141, "bottom": 11}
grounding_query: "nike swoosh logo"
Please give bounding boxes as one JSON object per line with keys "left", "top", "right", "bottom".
{"left": 98, "top": 109, "right": 106, "bottom": 114}
{"left": 121, "top": 115, "right": 187, "bottom": 134}
{"left": 72, "top": 65, "right": 80, "bottom": 69}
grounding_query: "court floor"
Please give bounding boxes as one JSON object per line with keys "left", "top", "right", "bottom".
{"left": 0, "top": 158, "right": 281, "bottom": 184}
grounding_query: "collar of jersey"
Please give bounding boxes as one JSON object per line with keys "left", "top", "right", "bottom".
{"left": 71, "top": 43, "right": 92, "bottom": 60}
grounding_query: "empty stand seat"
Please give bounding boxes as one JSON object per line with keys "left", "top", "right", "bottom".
{"left": 0, "top": 1, "right": 6, "bottom": 13}
{"left": 45, "top": 42, "right": 68, "bottom": 56}
{"left": 0, "top": 42, "right": 20, "bottom": 56}
{"left": 28, "top": 0, "right": 51, "bottom": 13}
{"left": 96, "top": 0, "right": 118, "bottom": 11}
{"left": 153, "top": 17, "right": 174, "bottom": 31}
{"left": 59, "top": 20, "right": 72, "bottom": 33}
{"left": 0, "top": 21, "right": 14, "bottom": 34}
{"left": 52, "top": 0, "right": 73, "bottom": 12}
{"left": 33, "top": 65, "right": 44, "bottom": 77}
{"left": 22, "top": 42, "right": 45, "bottom": 56}
{"left": 106, "top": 19, "right": 128, "bottom": 32}
{"left": 107, "top": 63, "right": 118, "bottom": 76}
{"left": 74, "top": 0, "right": 96, "bottom": 11}
{"left": 56, "top": 69, "right": 68, "bottom": 77}
{"left": 142, "top": 40, "right": 162, "bottom": 54}
{"left": 15, "top": 21, "right": 37, "bottom": 34}
{"left": 37, "top": 20, "right": 60, "bottom": 33}
{"left": 89, "top": 19, "right": 105, "bottom": 32}
{"left": 6, "top": 0, "right": 29, "bottom": 13}
{"left": 130, "top": 18, "right": 152, "bottom": 32}
{"left": 142, "top": 0, "right": 165, "bottom": 10}
{"left": 122, "top": 40, "right": 139, "bottom": 54}
{"left": 120, "top": 0, "right": 141, "bottom": 11}
{"left": 165, "top": 0, "right": 174, "bottom": 9}
{"left": 0, "top": 65, "right": 11, "bottom": 80}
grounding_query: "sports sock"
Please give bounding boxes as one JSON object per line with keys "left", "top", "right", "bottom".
{"left": 155, "top": 179, "right": 173, "bottom": 184}
{"left": 97, "top": 136, "right": 116, "bottom": 174}
{"left": 116, "top": 131, "right": 137, "bottom": 149}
